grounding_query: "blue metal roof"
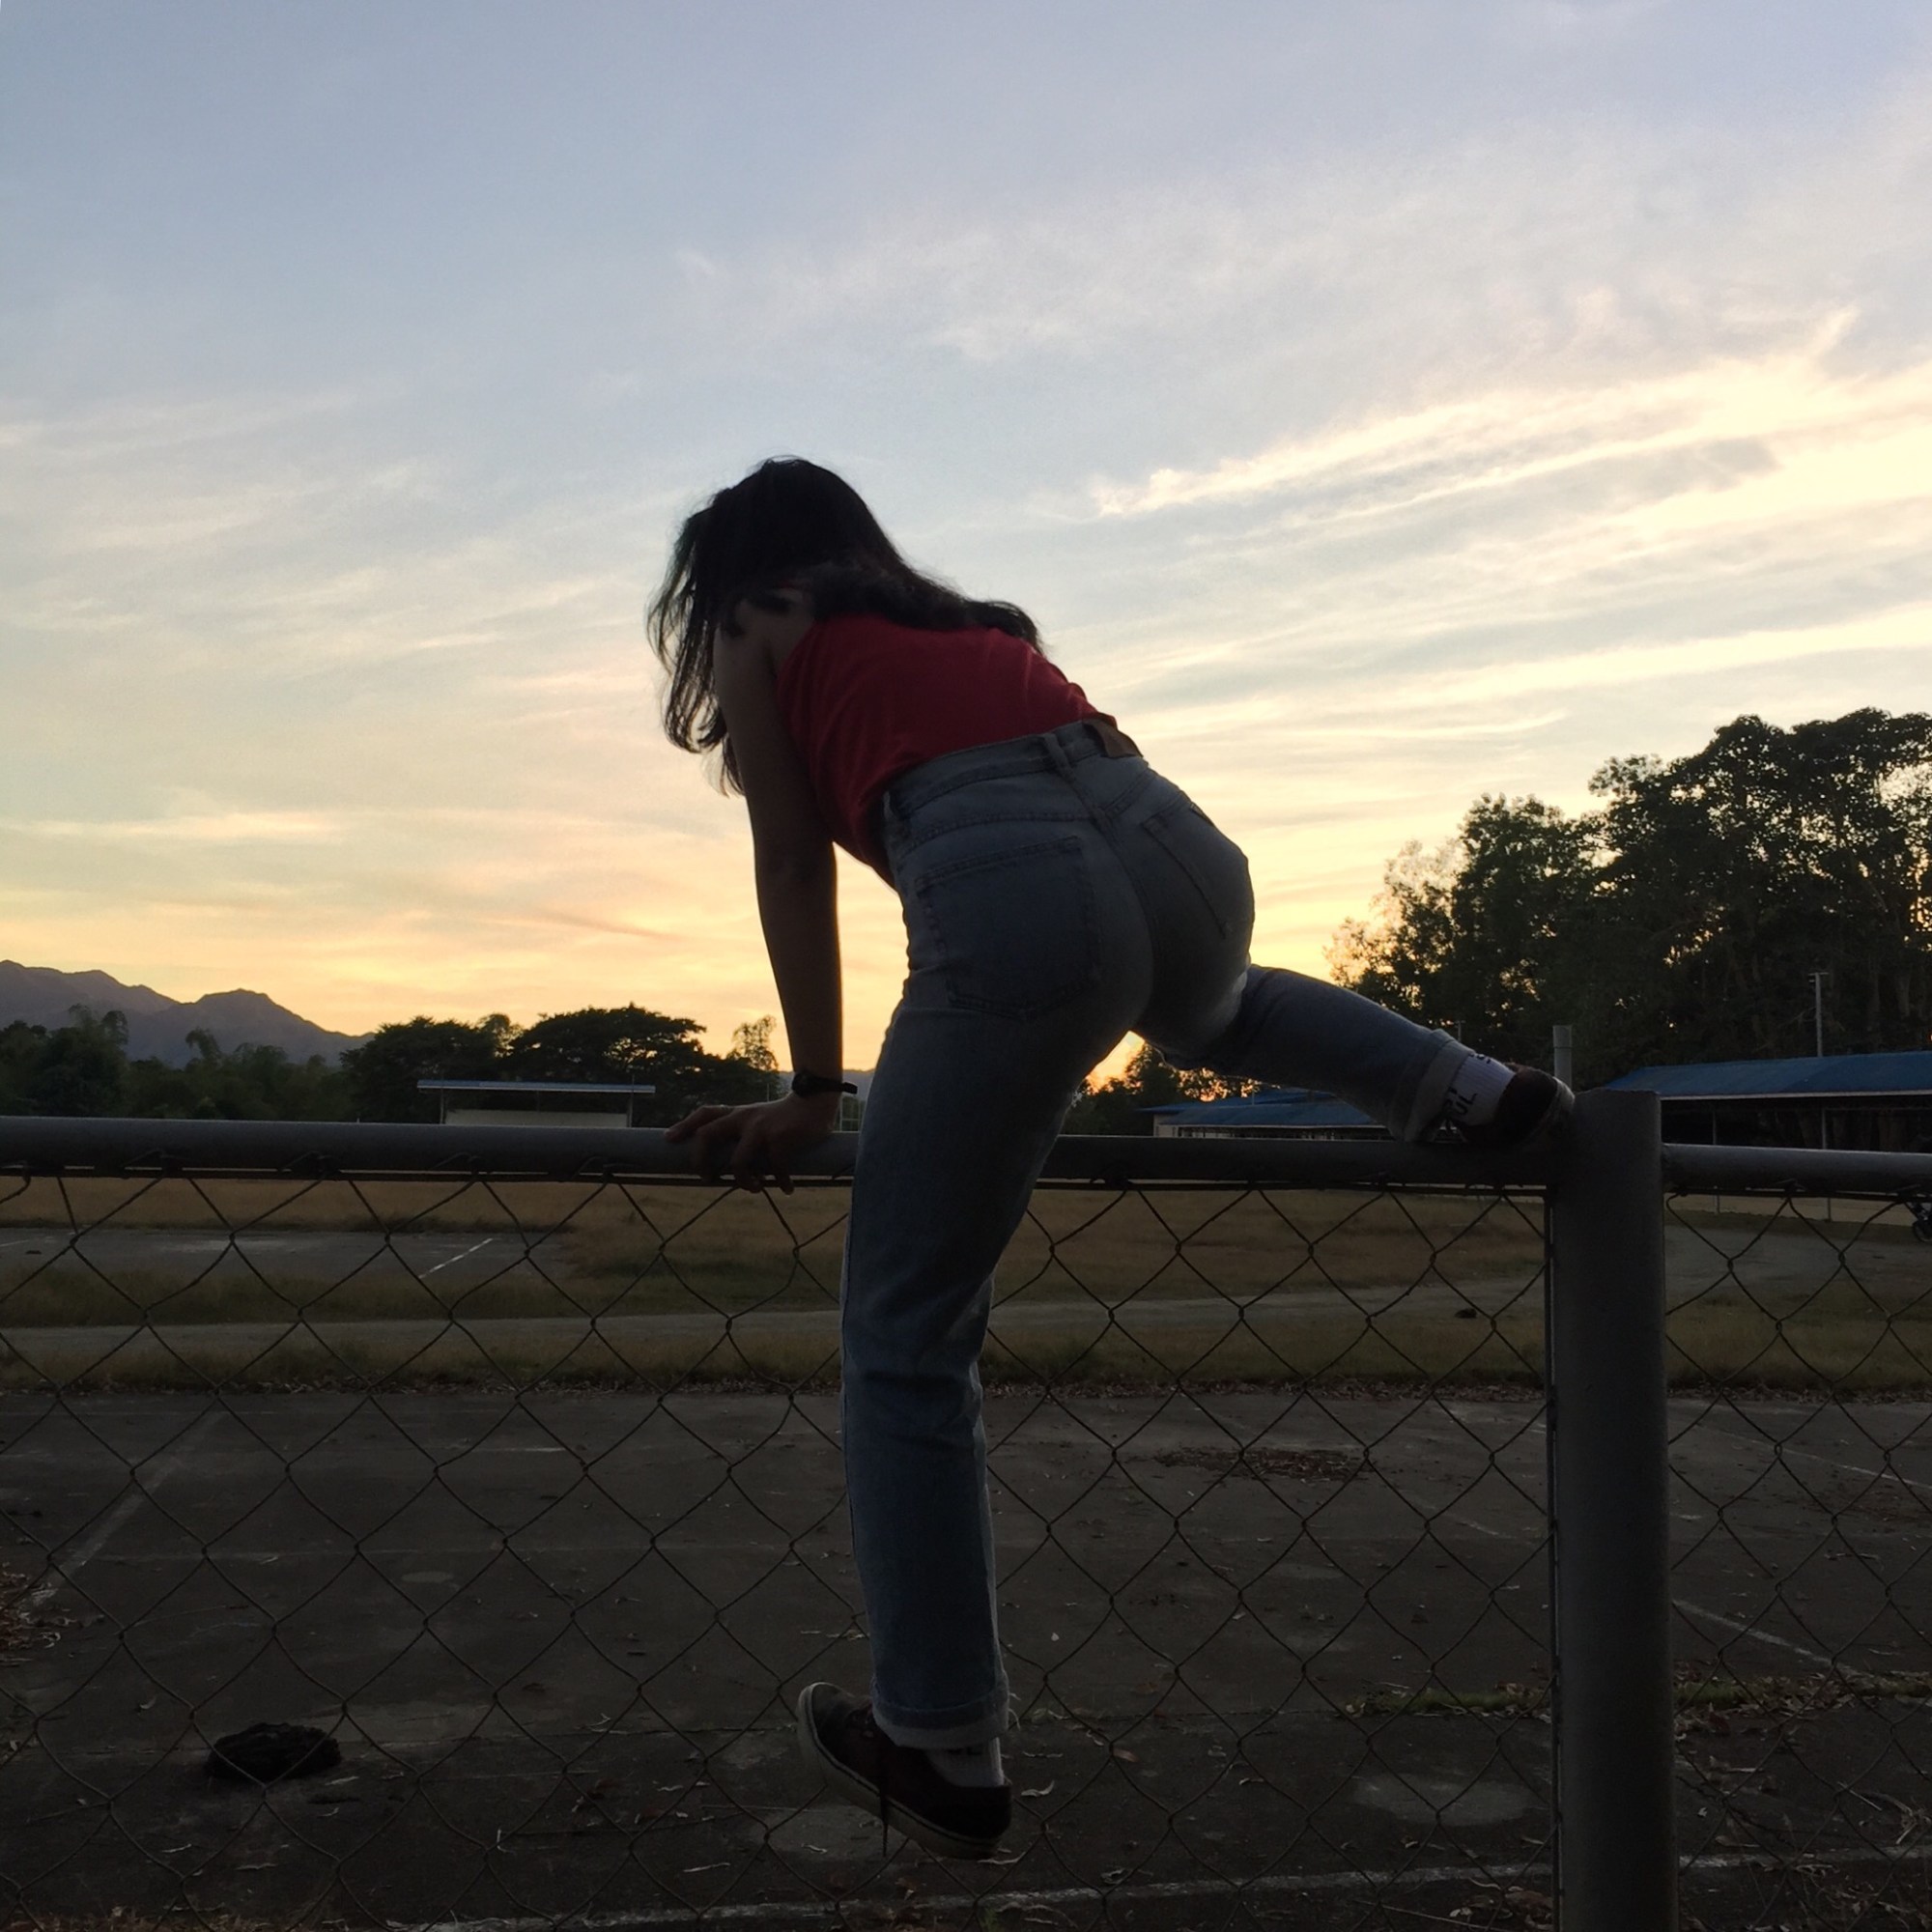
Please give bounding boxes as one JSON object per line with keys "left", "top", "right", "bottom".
{"left": 1605, "top": 1050, "right": 1932, "bottom": 1101}
{"left": 1146, "top": 1088, "right": 1380, "bottom": 1130}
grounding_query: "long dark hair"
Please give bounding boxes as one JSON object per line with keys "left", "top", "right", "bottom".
{"left": 646, "top": 457, "right": 1040, "bottom": 789}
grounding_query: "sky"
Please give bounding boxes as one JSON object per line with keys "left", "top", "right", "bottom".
{"left": 5, "top": 1, "right": 1932, "bottom": 1071}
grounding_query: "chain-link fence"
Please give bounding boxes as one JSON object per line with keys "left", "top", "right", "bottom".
{"left": 1658, "top": 1144, "right": 1932, "bottom": 1932}
{"left": 0, "top": 1103, "right": 1927, "bottom": 1930}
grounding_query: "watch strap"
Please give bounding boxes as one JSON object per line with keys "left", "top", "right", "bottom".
{"left": 790, "top": 1070, "right": 857, "bottom": 1099}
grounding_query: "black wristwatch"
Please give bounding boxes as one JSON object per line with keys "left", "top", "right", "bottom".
{"left": 790, "top": 1070, "right": 857, "bottom": 1099}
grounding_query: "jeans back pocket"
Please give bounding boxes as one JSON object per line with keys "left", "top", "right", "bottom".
{"left": 909, "top": 835, "right": 1099, "bottom": 1023}
{"left": 1141, "top": 803, "right": 1253, "bottom": 940}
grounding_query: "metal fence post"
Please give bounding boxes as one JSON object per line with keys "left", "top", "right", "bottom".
{"left": 1547, "top": 1088, "right": 1677, "bottom": 1929}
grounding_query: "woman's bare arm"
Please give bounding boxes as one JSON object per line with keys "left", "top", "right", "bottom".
{"left": 665, "top": 594, "right": 843, "bottom": 1187}
{"left": 714, "top": 596, "right": 841, "bottom": 1079}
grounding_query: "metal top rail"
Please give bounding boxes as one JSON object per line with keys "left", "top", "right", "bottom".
{"left": 0, "top": 1115, "right": 1549, "bottom": 1187}
{"left": 1658, "top": 1140, "right": 1932, "bottom": 1196}
{"left": 3, "top": 1113, "right": 1929, "bottom": 1194}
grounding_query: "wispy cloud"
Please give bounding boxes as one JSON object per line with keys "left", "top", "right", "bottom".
{"left": 672, "top": 55, "right": 1932, "bottom": 383}
{"left": 1086, "top": 320, "right": 1880, "bottom": 521}
{"left": 1401, "top": 604, "right": 1932, "bottom": 712}
{"left": 0, "top": 387, "right": 369, "bottom": 459}
{"left": 1075, "top": 326, "right": 1932, "bottom": 724}
{"left": 6, "top": 810, "right": 347, "bottom": 845}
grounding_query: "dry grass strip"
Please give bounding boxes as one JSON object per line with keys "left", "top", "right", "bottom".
{"left": 1346, "top": 1667, "right": 1932, "bottom": 1721}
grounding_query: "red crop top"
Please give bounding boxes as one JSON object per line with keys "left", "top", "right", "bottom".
{"left": 774, "top": 612, "right": 1109, "bottom": 873}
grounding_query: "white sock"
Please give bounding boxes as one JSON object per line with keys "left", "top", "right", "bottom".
{"left": 1439, "top": 1053, "right": 1515, "bottom": 1129}
{"left": 926, "top": 1739, "right": 1004, "bottom": 1787}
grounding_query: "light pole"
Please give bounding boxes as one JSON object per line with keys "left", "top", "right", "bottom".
{"left": 1810, "top": 971, "right": 1830, "bottom": 1156}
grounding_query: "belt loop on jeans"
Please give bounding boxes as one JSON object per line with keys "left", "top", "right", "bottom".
{"left": 1042, "top": 724, "right": 1079, "bottom": 781}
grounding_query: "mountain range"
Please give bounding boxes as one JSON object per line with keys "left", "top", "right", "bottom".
{"left": 0, "top": 961, "right": 369, "bottom": 1066}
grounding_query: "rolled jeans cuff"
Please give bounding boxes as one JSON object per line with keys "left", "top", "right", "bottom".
{"left": 870, "top": 1684, "right": 1010, "bottom": 1751}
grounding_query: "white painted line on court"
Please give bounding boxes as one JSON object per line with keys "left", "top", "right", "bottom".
{"left": 420, "top": 1237, "right": 497, "bottom": 1278}
{"left": 25, "top": 1409, "right": 225, "bottom": 1607}
{"left": 1446, "top": 1508, "right": 1841, "bottom": 1669}
{"left": 1699, "top": 1415, "right": 1932, "bottom": 1500}
{"left": 386, "top": 1840, "right": 1932, "bottom": 1932}
{"left": 1508, "top": 1403, "right": 1930, "bottom": 1506}
{"left": 1670, "top": 1596, "right": 1837, "bottom": 1669}
{"left": 1445, "top": 1511, "right": 1531, "bottom": 1548}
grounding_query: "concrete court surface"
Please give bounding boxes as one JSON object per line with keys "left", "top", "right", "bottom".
{"left": 0, "top": 1387, "right": 1927, "bottom": 1927}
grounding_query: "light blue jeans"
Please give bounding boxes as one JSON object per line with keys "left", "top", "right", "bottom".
{"left": 843, "top": 721, "right": 1467, "bottom": 1747}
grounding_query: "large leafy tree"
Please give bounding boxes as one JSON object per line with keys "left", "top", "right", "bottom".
{"left": 340, "top": 1015, "right": 517, "bottom": 1122}
{"left": 341, "top": 1005, "right": 774, "bottom": 1123}
{"left": 1587, "top": 710, "right": 1932, "bottom": 1067}
{"left": 729, "top": 1015, "right": 779, "bottom": 1073}
{"left": 505, "top": 1007, "right": 704, "bottom": 1084}
{"left": 1330, "top": 795, "right": 1598, "bottom": 1066}
{"left": 1330, "top": 708, "right": 1932, "bottom": 1082}
{"left": 503, "top": 1004, "right": 769, "bottom": 1122}
{"left": 0, "top": 1022, "right": 52, "bottom": 1114}
{"left": 9, "top": 1012, "right": 130, "bottom": 1121}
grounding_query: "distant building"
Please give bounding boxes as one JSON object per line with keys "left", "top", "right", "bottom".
{"left": 1604, "top": 1050, "right": 1932, "bottom": 1153}
{"left": 1145, "top": 1088, "right": 1385, "bottom": 1142}
{"left": 417, "top": 1079, "right": 657, "bottom": 1128}
{"left": 1146, "top": 1052, "right": 1932, "bottom": 1153}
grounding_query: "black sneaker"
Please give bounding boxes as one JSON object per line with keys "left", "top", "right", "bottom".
{"left": 795, "top": 1683, "right": 1011, "bottom": 1860}
{"left": 1456, "top": 1066, "right": 1574, "bottom": 1151}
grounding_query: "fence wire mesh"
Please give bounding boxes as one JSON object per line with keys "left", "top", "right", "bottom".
{"left": 1661, "top": 1179, "right": 1932, "bottom": 1931}
{"left": 0, "top": 1130, "right": 1557, "bottom": 1932}
{"left": 0, "top": 1122, "right": 1927, "bottom": 1931}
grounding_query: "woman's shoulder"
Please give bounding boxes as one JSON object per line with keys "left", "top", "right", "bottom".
{"left": 723, "top": 587, "right": 817, "bottom": 675}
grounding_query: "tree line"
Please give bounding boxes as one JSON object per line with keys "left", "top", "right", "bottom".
{"left": 1328, "top": 707, "right": 1932, "bottom": 1087}
{"left": 0, "top": 1006, "right": 781, "bottom": 1123}
{"left": 339, "top": 1009, "right": 780, "bottom": 1122}
{"left": 8, "top": 708, "right": 1924, "bottom": 1124}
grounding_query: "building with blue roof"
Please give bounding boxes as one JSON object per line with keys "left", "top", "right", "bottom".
{"left": 1604, "top": 1050, "right": 1932, "bottom": 1152}
{"left": 1145, "top": 1050, "right": 1932, "bottom": 1151}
